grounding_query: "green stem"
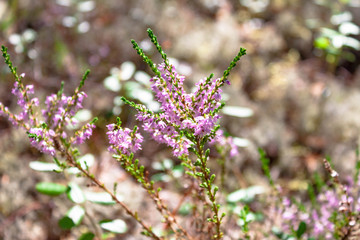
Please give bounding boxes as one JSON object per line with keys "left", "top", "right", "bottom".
{"left": 196, "top": 138, "right": 223, "bottom": 239}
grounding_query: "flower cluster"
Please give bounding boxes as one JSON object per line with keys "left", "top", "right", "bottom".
{"left": 28, "top": 126, "right": 56, "bottom": 156}
{"left": 134, "top": 63, "right": 226, "bottom": 157}
{"left": 0, "top": 76, "right": 39, "bottom": 128}
{"left": 272, "top": 175, "right": 360, "bottom": 239}
{"left": 11, "top": 81, "right": 39, "bottom": 124}
{"left": 122, "top": 31, "right": 246, "bottom": 159}
{"left": 0, "top": 47, "right": 95, "bottom": 157}
{"left": 311, "top": 190, "right": 338, "bottom": 238}
{"left": 72, "top": 122, "right": 96, "bottom": 145}
{"left": 107, "top": 123, "right": 143, "bottom": 156}
{"left": 42, "top": 91, "right": 87, "bottom": 130}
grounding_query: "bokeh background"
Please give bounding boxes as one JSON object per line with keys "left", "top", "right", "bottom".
{"left": 0, "top": 0, "right": 360, "bottom": 239}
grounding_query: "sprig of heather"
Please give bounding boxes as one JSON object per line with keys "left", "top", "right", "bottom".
{"left": 1, "top": 29, "right": 246, "bottom": 240}
{"left": 0, "top": 46, "right": 162, "bottom": 239}
{"left": 2, "top": 46, "right": 38, "bottom": 127}
{"left": 0, "top": 46, "right": 96, "bottom": 157}
{"left": 121, "top": 97, "right": 192, "bottom": 157}
{"left": 126, "top": 30, "right": 245, "bottom": 240}
{"left": 71, "top": 117, "right": 98, "bottom": 145}
{"left": 107, "top": 119, "right": 193, "bottom": 239}
{"left": 107, "top": 118, "right": 143, "bottom": 155}
{"left": 54, "top": 70, "right": 90, "bottom": 134}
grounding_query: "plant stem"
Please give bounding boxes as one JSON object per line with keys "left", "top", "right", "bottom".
{"left": 196, "top": 138, "right": 223, "bottom": 240}
{"left": 56, "top": 144, "right": 162, "bottom": 240}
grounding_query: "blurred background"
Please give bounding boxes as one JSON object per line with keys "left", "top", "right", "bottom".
{"left": 0, "top": 0, "right": 360, "bottom": 239}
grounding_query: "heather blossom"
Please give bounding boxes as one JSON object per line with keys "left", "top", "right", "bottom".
{"left": 123, "top": 30, "right": 246, "bottom": 161}
{"left": 28, "top": 126, "right": 56, "bottom": 156}
{"left": 0, "top": 47, "right": 95, "bottom": 157}
{"left": 133, "top": 63, "right": 228, "bottom": 157}
{"left": 107, "top": 121, "right": 143, "bottom": 156}
{"left": 1, "top": 30, "right": 250, "bottom": 240}
{"left": 42, "top": 91, "right": 87, "bottom": 129}
{"left": 6, "top": 79, "right": 39, "bottom": 127}
{"left": 72, "top": 122, "right": 97, "bottom": 145}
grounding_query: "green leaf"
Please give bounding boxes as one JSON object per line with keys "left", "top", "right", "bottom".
{"left": 151, "top": 173, "right": 171, "bottom": 182}
{"left": 99, "top": 219, "right": 128, "bottom": 234}
{"left": 103, "top": 75, "right": 121, "bottom": 92}
{"left": 178, "top": 203, "right": 192, "bottom": 216}
{"left": 314, "top": 37, "right": 330, "bottom": 50}
{"left": 74, "top": 109, "right": 92, "bottom": 122}
{"left": 59, "top": 216, "right": 76, "bottom": 230}
{"left": 172, "top": 165, "right": 184, "bottom": 178}
{"left": 67, "top": 182, "right": 86, "bottom": 204}
{"left": 85, "top": 191, "right": 123, "bottom": 205}
{"left": 78, "top": 232, "right": 95, "bottom": 240}
{"left": 59, "top": 205, "right": 85, "bottom": 229}
{"left": 221, "top": 106, "right": 253, "bottom": 118}
{"left": 232, "top": 137, "right": 250, "bottom": 147}
{"left": 29, "top": 161, "right": 61, "bottom": 172}
{"left": 227, "top": 186, "right": 265, "bottom": 203}
{"left": 36, "top": 182, "right": 67, "bottom": 196}
{"left": 296, "top": 221, "right": 307, "bottom": 238}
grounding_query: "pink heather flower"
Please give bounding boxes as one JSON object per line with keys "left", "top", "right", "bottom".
{"left": 28, "top": 127, "right": 56, "bottom": 156}
{"left": 42, "top": 91, "right": 87, "bottom": 128}
{"left": 135, "top": 63, "right": 227, "bottom": 157}
{"left": 107, "top": 124, "right": 143, "bottom": 156}
{"left": 73, "top": 123, "right": 96, "bottom": 145}
{"left": 209, "top": 130, "right": 239, "bottom": 158}
{"left": 9, "top": 82, "right": 39, "bottom": 125}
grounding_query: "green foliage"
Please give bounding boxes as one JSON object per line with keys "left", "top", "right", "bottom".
{"left": 312, "top": 1, "right": 360, "bottom": 70}
{"left": 239, "top": 205, "right": 251, "bottom": 234}
{"left": 258, "top": 148, "right": 274, "bottom": 187}
{"left": 99, "top": 219, "right": 128, "bottom": 234}
{"left": 295, "top": 221, "right": 307, "bottom": 238}
{"left": 67, "top": 182, "right": 86, "bottom": 204}
{"left": 78, "top": 232, "right": 95, "bottom": 240}
{"left": 58, "top": 205, "right": 85, "bottom": 230}
{"left": 355, "top": 146, "right": 360, "bottom": 184}
{"left": 221, "top": 48, "right": 247, "bottom": 85}
{"left": 35, "top": 182, "right": 67, "bottom": 196}
{"left": 1, "top": 45, "right": 20, "bottom": 81}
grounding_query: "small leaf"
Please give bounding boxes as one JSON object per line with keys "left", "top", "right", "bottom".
{"left": 67, "top": 182, "right": 86, "bottom": 204}
{"left": 227, "top": 186, "right": 265, "bottom": 203}
{"left": 59, "top": 205, "right": 85, "bottom": 229}
{"left": 232, "top": 137, "right": 250, "bottom": 147}
{"left": 296, "top": 221, "right": 307, "bottom": 238}
{"left": 78, "top": 232, "right": 95, "bottom": 240}
{"left": 119, "top": 61, "right": 136, "bottom": 80}
{"left": 151, "top": 173, "right": 171, "bottom": 182}
{"left": 172, "top": 165, "right": 184, "bottom": 178}
{"left": 178, "top": 203, "right": 192, "bottom": 216}
{"left": 85, "top": 191, "right": 123, "bottom": 205}
{"left": 36, "top": 182, "right": 67, "bottom": 196}
{"left": 59, "top": 216, "right": 76, "bottom": 230}
{"left": 339, "top": 22, "right": 360, "bottom": 35}
{"left": 222, "top": 106, "right": 253, "bottom": 118}
{"left": 29, "top": 161, "right": 61, "bottom": 172}
{"left": 314, "top": 37, "right": 330, "bottom": 50}
{"left": 103, "top": 75, "right": 121, "bottom": 92}
{"left": 99, "top": 219, "right": 128, "bottom": 234}
{"left": 74, "top": 109, "right": 92, "bottom": 122}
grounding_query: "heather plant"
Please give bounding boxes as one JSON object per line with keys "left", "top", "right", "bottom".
{"left": 5, "top": 27, "right": 360, "bottom": 240}
{"left": 262, "top": 153, "right": 360, "bottom": 240}
{"left": 0, "top": 29, "right": 247, "bottom": 239}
